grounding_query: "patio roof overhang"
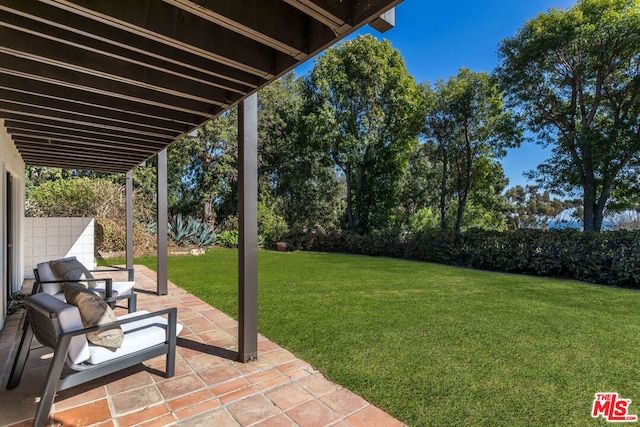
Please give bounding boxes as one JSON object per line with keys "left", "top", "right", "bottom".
{"left": 0, "top": 0, "right": 401, "bottom": 173}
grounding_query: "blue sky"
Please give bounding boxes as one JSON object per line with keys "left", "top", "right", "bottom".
{"left": 296, "top": 0, "right": 578, "bottom": 189}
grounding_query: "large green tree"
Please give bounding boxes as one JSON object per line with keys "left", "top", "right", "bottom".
{"left": 258, "top": 73, "right": 343, "bottom": 234}
{"left": 170, "top": 110, "right": 238, "bottom": 226}
{"left": 497, "top": 0, "right": 640, "bottom": 231}
{"left": 422, "top": 68, "right": 521, "bottom": 233}
{"left": 304, "top": 34, "right": 423, "bottom": 232}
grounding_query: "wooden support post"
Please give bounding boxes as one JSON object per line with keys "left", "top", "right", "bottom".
{"left": 238, "top": 93, "right": 258, "bottom": 362}
{"left": 157, "top": 149, "right": 168, "bottom": 295}
{"left": 125, "top": 170, "right": 134, "bottom": 280}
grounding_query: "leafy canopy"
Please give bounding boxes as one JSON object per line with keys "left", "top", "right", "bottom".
{"left": 497, "top": 0, "right": 640, "bottom": 231}
{"left": 305, "top": 34, "right": 423, "bottom": 232}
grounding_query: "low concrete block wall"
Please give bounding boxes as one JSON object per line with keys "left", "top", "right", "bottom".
{"left": 23, "top": 217, "right": 95, "bottom": 278}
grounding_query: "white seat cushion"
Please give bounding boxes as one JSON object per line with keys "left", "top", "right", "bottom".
{"left": 87, "top": 310, "right": 184, "bottom": 365}
{"left": 91, "top": 281, "right": 135, "bottom": 297}
{"left": 30, "top": 293, "right": 183, "bottom": 367}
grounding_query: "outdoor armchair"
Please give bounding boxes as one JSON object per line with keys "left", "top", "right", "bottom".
{"left": 34, "top": 256, "right": 135, "bottom": 311}
{"left": 6, "top": 290, "right": 182, "bottom": 427}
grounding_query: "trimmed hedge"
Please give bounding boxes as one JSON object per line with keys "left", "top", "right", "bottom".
{"left": 285, "top": 228, "right": 640, "bottom": 289}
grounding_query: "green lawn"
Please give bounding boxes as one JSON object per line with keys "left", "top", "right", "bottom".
{"left": 105, "top": 249, "right": 640, "bottom": 426}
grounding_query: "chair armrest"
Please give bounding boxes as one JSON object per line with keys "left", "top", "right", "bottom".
{"left": 58, "top": 307, "right": 177, "bottom": 339}
{"left": 104, "top": 293, "right": 137, "bottom": 313}
{"left": 36, "top": 278, "right": 110, "bottom": 285}
{"left": 88, "top": 266, "right": 135, "bottom": 281}
{"left": 36, "top": 278, "right": 114, "bottom": 299}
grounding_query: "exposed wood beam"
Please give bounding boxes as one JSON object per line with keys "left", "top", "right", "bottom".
{"left": 0, "top": 51, "right": 224, "bottom": 116}
{"left": 0, "top": 12, "right": 251, "bottom": 95}
{"left": 0, "top": 88, "right": 202, "bottom": 132}
{"left": 0, "top": 0, "right": 265, "bottom": 89}
{"left": 0, "top": 77, "right": 206, "bottom": 129}
{"left": 15, "top": 158, "right": 130, "bottom": 173}
{"left": 0, "top": 25, "right": 238, "bottom": 105}
{"left": 164, "top": 0, "right": 330, "bottom": 59}
{"left": 0, "top": 104, "right": 189, "bottom": 137}
{"left": 41, "top": 0, "right": 296, "bottom": 78}
{"left": 2, "top": 114, "right": 175, "bottom": 141}
{"left": 352, "top": 0, "right": 403, "bottom": 26}
{"left": 11, "top": 134, "right": 162, "bottom": 156}
{"left": 281, "top": 0, "right": 351, "bottom": 34}
{"left": 16, "top": 145, "right": 150, "bottom": 164}
{"left": 370, "top": 8, "right": 395, "bottom": 33}
{"left": 16, "top": 147, "right": 149, "bottom": 168}
{"left": 6, "top": 123, "right": 169, "bottom": 149}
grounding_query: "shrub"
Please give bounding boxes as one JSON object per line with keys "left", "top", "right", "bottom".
{"left": 217, "top": 230, "right": 239, "bottom": 248}
{"left": 95, "top": 218, "right": 152, "bottom": 255}
{"left": 168, "top": 214, "right": 216, "bottom": 248}
{"left": 27, "top": 177, "right": 97, "bottom": 217}
{"left": 288, "top": 228, "right": 640, "bottom": 289}
{"left": 168, "top": 213, "right": 196, "bottom": 246}
{"left": 258, "top": 202, "right": 289, "bottom": 246}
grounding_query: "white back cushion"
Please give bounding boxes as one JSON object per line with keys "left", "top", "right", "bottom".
{"left": 36, "top": 261, "right": 64, "bottom": 296}
{"left": 29, "top": 292, "right": 91, "bottom": 365}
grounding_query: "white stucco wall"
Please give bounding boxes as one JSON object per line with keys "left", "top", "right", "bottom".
{"left": 1, "top": 119, "right": 26, "bottom": 330}
{"left": 23, "top": 217, "right": 96, "bottom": 278}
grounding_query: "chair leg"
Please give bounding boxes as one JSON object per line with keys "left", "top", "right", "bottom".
{"left": 128, "top": 293, "right": 137, "bottom": 314}
{"left": 165, "top": 309, "right": 177, "bottom": 378}
{"left": 33, "top": 335, "right": 72, "bottom": 427}
{"left": 6, "top": 319, "right": 34, "bottom": 390}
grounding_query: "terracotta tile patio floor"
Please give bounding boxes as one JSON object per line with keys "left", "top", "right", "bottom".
{"left": 0, "top": 265, "right": 406, "bottom": 427}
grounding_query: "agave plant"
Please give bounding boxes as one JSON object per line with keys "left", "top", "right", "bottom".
{"left": 145, "top": 220, "right": 157, "bottom": 236}
{"left": 192, "top": 222, "right": 216, "bottom": 248}
{"left": 168, "top": 213, "right": 196, "bottom": 246}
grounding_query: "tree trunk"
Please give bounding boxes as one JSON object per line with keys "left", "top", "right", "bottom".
{"left": 203, "top": 199, "right": 215, "bottom": 227}
{"left": 439, "top": 145, "right": 448, "bottom": 231}
{"left": 454, "top": 129, "right": 473, "bottom": 234}
{"left": 345, "top": 163, "right": 355, "bottom": 230}
{"left": 582, "top": 181, "right": 596, "bottom": 231}
{"left": 594, "top": 208, "right": 604, "bottom": 232}
{"left": 354, "top": 164, "right": 365, "bottom": 230}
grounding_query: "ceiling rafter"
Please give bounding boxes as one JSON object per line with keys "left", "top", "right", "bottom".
{"left": 4, "top": 119, "right": 173, "bottom": 145}
{"left": 0, "top": 0, "right": 265, "bottom": 89}
{"left": 0, "top": 23, "right": 240, "bottom": 103}
{"left": 40, "top": 0, "right": 289, "bottom": 78}
{"left": 0, "top": 0, "right": 401, "bottom": 172}
{"left": 5, "top": 123, "right": 171, "bottom": 148}
{"left": 0, "top": 84, "right": 205, "bottom": 129}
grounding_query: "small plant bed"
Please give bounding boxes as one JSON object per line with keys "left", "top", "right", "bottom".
{"left": 103, "top": 249, "right": 640, "bottom": 426}
{"left": 7, "top": 292, "right": 27, "bottom": 315}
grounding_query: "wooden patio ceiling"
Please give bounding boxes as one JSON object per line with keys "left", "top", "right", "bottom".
{"left": 0, "top": 0, "right": 401, "bottom": 173}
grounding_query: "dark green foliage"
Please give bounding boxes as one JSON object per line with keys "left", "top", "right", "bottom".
{"left": 289, "top": 228, "right": 640, "bottom": 288}
{"left": 26, "top": 177, "right": 98, "bottom": 217}
{"left": 421, "top": 69, "right": 521, "bottom": 233}
{"left": 217, "top": 230, "right": 239, "bottom": 248}
{"left": 305, "top": 35, "right": 423, "bottom": 232}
